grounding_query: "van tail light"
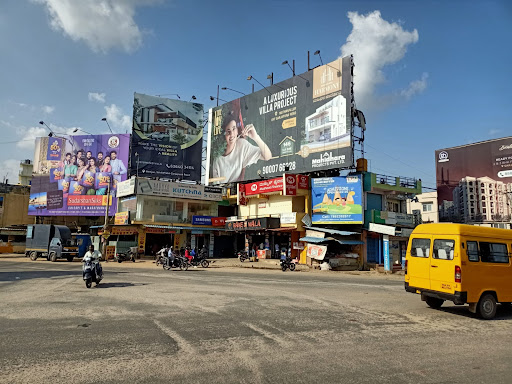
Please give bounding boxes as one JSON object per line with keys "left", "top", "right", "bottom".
{"left": 455, "top": 265, "right": 461, "bottom": 283}
{"left": 405, "top": 260, "right": 408, "bottom": 274}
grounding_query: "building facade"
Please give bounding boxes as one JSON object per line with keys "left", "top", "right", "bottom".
{"left": 407, "top": 191, "right": 439, "bottom": 224}
{"left": 18, "top": 159, "right": 33, "bottom": 186}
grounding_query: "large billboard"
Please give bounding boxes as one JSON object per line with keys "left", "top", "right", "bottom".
{"left": 131, "top": 93, "right": 204, "bottom": 182}
{"left": 436, "top": 137, "right": 512, "bottom": 223}
{"left": 29, "top": 134, "right": 130, "bottom": 216}
{"left": 207, "top": 57, "right": 353, "bottom": 185}
{"left": 311, "top": 175, "right": 363, "bottom": 224}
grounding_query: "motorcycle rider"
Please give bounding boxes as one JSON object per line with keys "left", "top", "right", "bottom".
{"left": 167, "top": 245, "right": 175, "bottom": 268}
{"left": 83, "top": 244, "right": 103, "bottom": 278}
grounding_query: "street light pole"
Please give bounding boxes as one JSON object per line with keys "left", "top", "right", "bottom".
{"left": 102, "top": 178, "right": 111, "bottom": 262}
{"left": 101, "top": 118, "right": 113, "bottom": 134}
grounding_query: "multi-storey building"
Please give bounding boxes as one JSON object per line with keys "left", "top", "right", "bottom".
{"left": 18, "top": 159, "right": 33, "bottom": 186}
{"left": 406, "top": 191, "right": 439, "bottom": 224}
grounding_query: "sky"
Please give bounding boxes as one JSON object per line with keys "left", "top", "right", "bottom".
{"left": 0, "top": 0, "right": 511, "bottom": 191}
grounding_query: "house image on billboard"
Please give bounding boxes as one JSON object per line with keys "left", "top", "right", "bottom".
{"left": 304, "top": 94, "right": 347, "bottom": 146}
{"left": 139, "top": 104, "right": 198, "bottom": 142}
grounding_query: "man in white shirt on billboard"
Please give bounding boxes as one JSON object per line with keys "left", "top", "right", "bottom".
{"left": 109, "top": 150, "right": 127, "bottom": 183}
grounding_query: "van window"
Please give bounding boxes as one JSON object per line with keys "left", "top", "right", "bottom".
{"left": 480, "top": 242, "right": 509, "bottom": 264}
{"left": 433, "top": 239, "right": 455, "bottom": 260}
{"left": 27, "top": 226, "right": 33, "bottom": 239}
{"left": 410, "top": 238, "right": 430, "bottom": 258}
{"left": 466, "top": 241, "right": 479, "bottom": 262}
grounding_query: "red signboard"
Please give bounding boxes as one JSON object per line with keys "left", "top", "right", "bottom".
{"left": 238, "top": 183, "right": 247, "bottom": 206}
{"left": 67, "top": 195, "right": 109, "bottom": 206}
{"left": 245, "top": 177, "right": 283, "bottom": 196}
{"left": 212, "top": 217, "right": 226, "bottom": 227}
{"left": 297, "top": 175, "right": 309, "bottom": 190}
{"left": 283, "top": 174, "right": 297, "bottom": 196}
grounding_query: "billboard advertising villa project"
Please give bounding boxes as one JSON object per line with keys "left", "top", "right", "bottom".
{"left": 311, "top": 175, "right": 363, "bottom": 224}
{"left": 131, "top": 93, "right": 204, "bottom": 182}
{"left": 29, "top": 134, "right": 130, "bottom": 216}
{"left": 436, "top": 136, "right": 512, "bottom": 223}
{"left": 207, "top": 57, "right": 353, "bottom": 184}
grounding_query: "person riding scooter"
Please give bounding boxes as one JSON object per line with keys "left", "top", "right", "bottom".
{"left": 83, "top": 245, "right": 103, "bottom": 279}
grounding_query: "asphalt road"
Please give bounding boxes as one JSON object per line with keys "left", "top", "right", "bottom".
{"left": 1, "top": 258, "right": 512, "bottom": 384}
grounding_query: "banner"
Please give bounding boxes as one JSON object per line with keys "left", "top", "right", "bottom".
{"left": 436, "top": 137, "right": 512, "bottom": 223}
{"left": 131, "top": 93, "right": 203, "bottom": 181}
{"left": 207, "top": 57, "right": 353, "bottom": 184}
{"left": 136, "top": 178, "right": 222, "bottom": 201}
{"left": 29, "top": 134, "right": 130, "bottom": 216}
{"left": 311, "top": 175, "right": 363, "bottom": 224}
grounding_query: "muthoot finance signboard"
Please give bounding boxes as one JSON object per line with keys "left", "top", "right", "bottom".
{"left": 207, "top": 57, "right": 353, "bottom": 184}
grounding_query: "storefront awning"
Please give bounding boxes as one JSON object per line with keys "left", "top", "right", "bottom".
{"left": 300, "top": 236, "right": 364, "bottom": 245}
{"left": 304, "top": 226, "right": 359, "bottom": 236}
{"left": 144, "top": 225, "right": 224, "bottom": 231}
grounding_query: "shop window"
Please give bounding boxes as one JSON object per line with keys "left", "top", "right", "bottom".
{"left": 479, "top": 242, "right": 509, "bottom": 263}
{"left": 433, "top": 239, "right": 455, "bottom": 260}
{"left": 466, "top": 241, "right": 479, "bottom": 262}
{"left": 410, "top": 238, "right": 430, "bottom": 258}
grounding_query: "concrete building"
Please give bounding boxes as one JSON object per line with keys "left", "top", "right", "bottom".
{"left": 18, "top": 159, "right": 33, "bottom": 186}
{"left": 407, "top": 191, "right": 439, "bottom": 224}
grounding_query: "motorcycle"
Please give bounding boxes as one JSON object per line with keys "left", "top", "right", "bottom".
{"left": 162, "top": 252, "right": 188, "bottom": 271}
{"left": 82, "top": 255, "right": 102, "bottom": 288}
{"left": 280, "top": 257, "right": 296, "bottom": 272}
{"left": 114, "top": 248, "right": 136, "bottom": 263}
{"left": 189, "top": 250, "right": 210, "bottom": 268}
{"left": 238, "top": 250, "right": 249, "bottom": 262}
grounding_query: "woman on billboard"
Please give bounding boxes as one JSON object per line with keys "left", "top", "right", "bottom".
{"left": 212, "top": 115, "right": 272, "bottom": 183}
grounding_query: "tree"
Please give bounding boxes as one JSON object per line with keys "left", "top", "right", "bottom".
{"left": 172, "top": 132, "right": 188, "bottom": 145}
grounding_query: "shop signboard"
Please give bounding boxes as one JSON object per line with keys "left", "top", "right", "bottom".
{"left": 280, "top": 212, "right": 297, "bottom": 225}
{"left": 211, "top": 217, "right": 226, "bottom": 227}
{"left": 307, "top": 244, "right": 327, "bottom": 260}
{"left": 29, "top": 134, "right": 130, "bottom": 216}
{"left": 369, "top": 223, "right": 396, "bottom": 236}
{"left": 117, "top": 178, "right": 136, "bottom": 198}
{"left": 283, "top": 174, "right": 297, "bottom": 196}
{"left": 436, "top": 137, "right": 512, "bottom": 223}
{"left": 192, "top": 216, "right": 213, "bottom": 225}
{"left": 311, "top": 175, "right": 363, "bottom": 224}
{"left": 225, "top": 217, "right": 280, "bottom": 231}
{"left": 131, "top": 93, "right": 204, "bottom": 181}
{"left": 136, "top": 178, "right": 222, "bottom": 201}
{"left": 114, "top": 211, "right": 130, "bottom": 225}
{"left": 245, "top": 177, "right": 283, "bottom": 196}
{"left": 297, "top": 174, "right": 309, "bottom": 190}
{"left": 225, "top": 220, "right": 246, "bottom": 231}
{"left": 207, "top": 57, "right": 353, "bottom": 185}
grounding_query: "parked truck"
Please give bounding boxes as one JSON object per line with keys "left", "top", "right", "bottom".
{"left": 25, "top": 224, "right": 78, "bottom": 262}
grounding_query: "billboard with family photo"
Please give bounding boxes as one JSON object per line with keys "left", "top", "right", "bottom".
{"left": 131, "top": 93, "right": 204, "bottom": 182}
{"left": 207, "top": 57, "right": 353, "bottom": 185}
{"left": 29, "top": 134, "right": 130, "bottom": 216}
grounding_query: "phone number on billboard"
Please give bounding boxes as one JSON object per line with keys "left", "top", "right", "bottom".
{"left": 262, "top": 161, "right": 296, "bottom": 175}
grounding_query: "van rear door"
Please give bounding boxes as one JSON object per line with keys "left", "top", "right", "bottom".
{"left": 429, "top": 238, "right": 457, "bottom": 294}
{"left": 407, "top": 236, "right": 432, "bottom": 290}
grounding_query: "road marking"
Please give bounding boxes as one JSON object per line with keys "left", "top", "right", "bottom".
{"left": 153, "top": 319, "right": 196, "bottom": 354}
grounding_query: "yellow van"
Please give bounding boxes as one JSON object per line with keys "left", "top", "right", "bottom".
{"left": 405, "top": 223, "right": 512, "bottom": 319}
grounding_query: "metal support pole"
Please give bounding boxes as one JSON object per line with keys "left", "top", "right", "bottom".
{"left": 293, "top": 60, "right": 295, "bottom": 76}
{"left": 216, "top": 85, "right": 219, "bottom": 107}
{"left": 307, "top": 51, "right": 310, "bottom": 71}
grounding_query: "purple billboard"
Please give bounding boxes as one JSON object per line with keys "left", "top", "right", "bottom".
{"left": 29, "top": 134, "right": 130, "bottom": 216}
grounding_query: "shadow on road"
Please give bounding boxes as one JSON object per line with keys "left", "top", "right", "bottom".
{"left": 439, "top": 304, "right": 512, "bottom": 320}
{"left": 0, "top": 269, "right": 127, "bottom": 282}
{"left": 95, "top": 282, "right": 146, "bottom": 288}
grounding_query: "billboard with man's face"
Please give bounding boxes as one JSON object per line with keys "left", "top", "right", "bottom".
{"left": 131, "top": 93, "right": 204, "bottom": 182}
{"left": 436, "top": 136, "right": 512, "bottom": 223}
{"left": 206, "top": 57, "right": 353, "bottom": 185}
{"left": 29, "top": 134, "right": 130, "bottom": 216}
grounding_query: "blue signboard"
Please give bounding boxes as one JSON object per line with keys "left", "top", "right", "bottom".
{"left": 311, "top": 175, "right": 363, "bottom": 224}
{"left": 192, "top": 216, "right": 212, "bottom": 225}
{"left": 383, "top": 236, "right": 390, "bottom": 271}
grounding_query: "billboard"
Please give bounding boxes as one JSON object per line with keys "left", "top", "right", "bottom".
{"left": 131, "top": 93, "right": 204, "bottom": 181}
{"left": 436, "top": 137, "right": 512, "bottom": 223}
{"left": 207, "top": 57, "right": 353, "bottom": 184}
{"left": 29, "top": 134, "right": 130, "bottom": 216}
{"left": 136, "top": 178, "right": 223, "bottom": 201}
{"left": 311, "top": 175, "right": 363, "bottom": 224}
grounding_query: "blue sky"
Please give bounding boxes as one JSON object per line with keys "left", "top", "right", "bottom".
{"left": 0, "top": 0, "right": 511, "bottom": 190}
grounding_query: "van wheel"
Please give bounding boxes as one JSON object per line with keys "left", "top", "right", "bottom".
{"left": 425, "top": 296, "right": 444, "bottom": 309}
{"left": 50, "top": 252, "right": 58, "bottom": 262}
{"left": 478, "top": 293, "right": 497, "bottom": 320}
{"left": 29, "top": 251, "right": 38, "bottom": 261}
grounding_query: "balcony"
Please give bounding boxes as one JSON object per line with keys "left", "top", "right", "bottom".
{"left": 364, "top": 172, "right": 422, "bottom": 194}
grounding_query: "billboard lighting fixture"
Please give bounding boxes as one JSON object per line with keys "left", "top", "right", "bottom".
{"left": 189, "top": 95, "right": 197, "bottom": 101}
{"left": 314, "top": 50, "right": 323, "bottom": 65}
{"left": 101, "top": 118, "right": 114, "bottom": 134}
{"left": 39, "top": 120, "right": 55, "bottom": 137}
{"left": 281, "top": 60, "right": 296, "bottom": 76}
{"left": 155, "top": 93, "right": 180, "bottom": 99}
{"left": 221, "top": 87, "right": 246, "bottom": 96}
{"left": 247, "top": 75, "right": 271, "bottom": 95}
{"left": 72, "top": 128, "right": 94, "bottom": 135}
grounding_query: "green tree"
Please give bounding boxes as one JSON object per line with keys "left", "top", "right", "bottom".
{"left": 172, "top": 132, "right": 188, "bottom": 145}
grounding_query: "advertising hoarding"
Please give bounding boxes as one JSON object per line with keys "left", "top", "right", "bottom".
{"left": 436, "top": 137, "right": 512, "bottom": 223}
{"left": 29, "top": 134, "right": 130, "bottom": 216}
{"left": 131, "top": 93, "right": 204, "bottom": 181}
{"left": 311, "top": 175, "right": 363, "bottom": 224}
{"left": 207, "top": 57, "right": 353, "bottom": 185}
{"left": 136, "top": 178, "right": 222, "bottom": 201}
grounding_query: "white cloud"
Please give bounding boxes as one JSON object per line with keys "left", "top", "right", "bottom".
{"left": 489, "top": 129, "right": 502, "bottom": 136}
{"left": 400, "top": 72, "right": 428, "bottom": 100}
{"left": 88, "top": 92, "right": 106, "bottom": 103}
{"left": 104, "top": 104, "right": 131, "bottom": 132}
{"left": 0, "top": 159, "right": 22, "bottom": 185}
{"left": 34, "top": 0, "right": 160, "bottom": 53}
{"left": 340, "top": 10, "right": 423, "bottom": 109}
{"left": 42, "top": 105, "right": 55, "bottom": 114}
{"left": 15, "top": 123, "right": 81, "bottom": 150}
